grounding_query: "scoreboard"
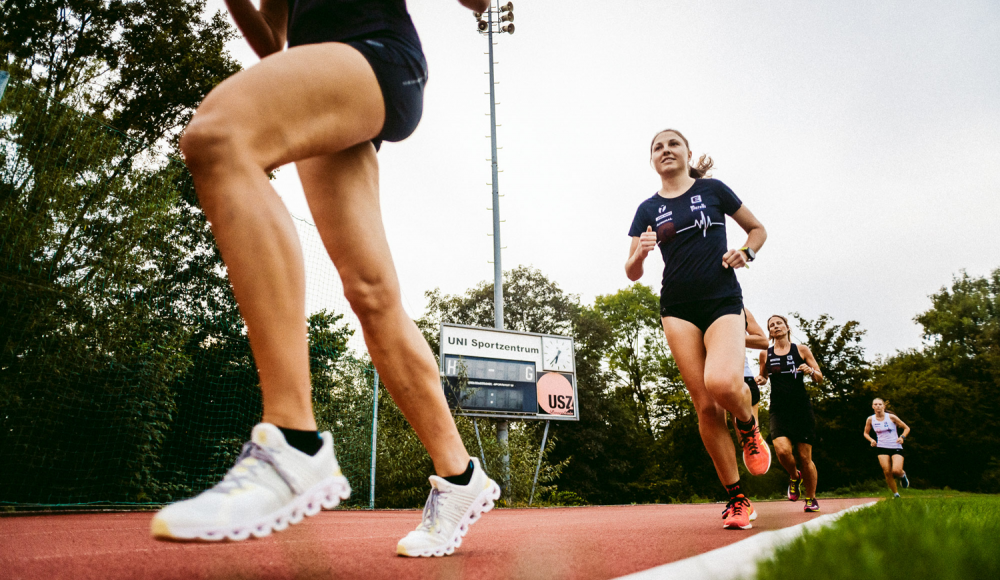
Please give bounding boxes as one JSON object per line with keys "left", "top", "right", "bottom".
{"left": 439, "top": 324, "right": 579, "bottom": 421}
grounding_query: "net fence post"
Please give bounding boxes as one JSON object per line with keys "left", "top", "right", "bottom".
{"left": 528, "top": 420, "right": 551, "bottom": 506}
{"left": 473, "top": 418, "right": 488, "bottom": 472}
{"left": 369, "top": 367, "right": 379, "bottom": 510}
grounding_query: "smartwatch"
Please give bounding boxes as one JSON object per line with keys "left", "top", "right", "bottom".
{"left": 740, "top": 246, "right": 756, "bottom": 262}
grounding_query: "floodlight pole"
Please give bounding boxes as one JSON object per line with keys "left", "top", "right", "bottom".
{"left": 369, "top": 368, "right": 379, "bottom": 509}
{"left": 485, "top": 2, "right": 510, "bottom": 493}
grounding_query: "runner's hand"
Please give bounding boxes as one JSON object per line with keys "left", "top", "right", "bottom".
{"left": 754, "top": 375, "right": 767, "bottom": 386}
{"left": 637, "top": 226, "right": 658, "bottom": 258}
{"left": 896, "top": 437, "right": 904, "bottom": 445}
{"left": 459, "top": 0, "right": 491, "bottom": 11}
{"left": 797, "top": 364, "right": 813, "bottom": 376}
{"left": 871, "top": 440, "right": 877, "bottom": 447}
{"left": 722, "top": 248, "right": 748, "bottom": 269}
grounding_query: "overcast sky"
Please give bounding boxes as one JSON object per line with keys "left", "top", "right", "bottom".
{"left": 207, "top": 0, "right": 1000, "bottom": 359}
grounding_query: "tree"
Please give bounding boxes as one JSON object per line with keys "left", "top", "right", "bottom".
{"left": 0, "top": 0, "right": 247, "bottom": 504}
{"left": 871, "top": 269, "right": 1000, "bottom": 491}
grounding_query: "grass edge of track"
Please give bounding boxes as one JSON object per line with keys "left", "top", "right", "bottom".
{"left": 751, "top": 493, "right": 1000, "bottom": 580}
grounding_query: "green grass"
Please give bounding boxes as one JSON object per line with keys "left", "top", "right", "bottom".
{"left": 753, "top": 494, "right": 1000, "bottom": 580}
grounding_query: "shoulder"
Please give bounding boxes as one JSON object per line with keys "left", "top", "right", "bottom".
{"left": 635, "top": 193, "right": 664, "bottom": 211}
{"left": 797, "top": 344, "right": 812, "bottom": 356}
{"left": 697, "top": 178, "right": 734, "bottom": 194}
{"left": 865, "top": 415, "right": 873, "bottom": 423}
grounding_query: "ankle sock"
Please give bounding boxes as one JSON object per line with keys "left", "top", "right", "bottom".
{"left": 735, "top": 415, "right": 756, "bottom": 432}
{"left": 444, "top": 460, "right": 475, "bottom": 486}
{"left": 277, "top": 426, "right": 323, "bottom": 456}
{"left": 724, "top": 480, "right": 744, "bottom": 500}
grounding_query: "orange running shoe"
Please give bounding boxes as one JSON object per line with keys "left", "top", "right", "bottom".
{"left": 738, "top": 419, "right": 772, "bottom": 476}
{"left": 721, "top": 498, "right": 758, "bottom": 522}
{"left": 723, "top": 495, "right": 755, "bottom": 530}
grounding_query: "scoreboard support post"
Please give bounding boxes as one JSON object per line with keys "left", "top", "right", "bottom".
{"left": 528, "top": 420, "right": 551, "bottom": 506}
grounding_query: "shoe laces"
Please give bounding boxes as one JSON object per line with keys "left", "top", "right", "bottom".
{"left": 725, "top": 495, "right": 749, "bottom": 517}
{"left": 742, "top": 426, "right": 761, "bottom": 455}
{"left": 211, "top": 441, "right": 298, "bottom": 495}
{"left": 417, "top": 487, "right": 452, "bottom": 535}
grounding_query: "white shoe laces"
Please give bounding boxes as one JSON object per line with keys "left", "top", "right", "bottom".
{"left": 209, "top": 442, "right": 298, "bottom": 495}
{"left": 417, "top": 487, "right": 452, "bottom": 534}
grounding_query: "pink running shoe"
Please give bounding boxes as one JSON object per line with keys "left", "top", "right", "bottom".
{"left": 723, "top": 495, "right": 755, "bottom": 530}
{"left": 738, "top": 420, "right": 772, "bottom": 476}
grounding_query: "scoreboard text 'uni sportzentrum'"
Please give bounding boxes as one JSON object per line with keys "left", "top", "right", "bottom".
{"left": 439, "top": 324, "right": 579, "bottom": 421}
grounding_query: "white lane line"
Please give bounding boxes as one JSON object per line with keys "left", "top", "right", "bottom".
{"left": 614, "top": 501, "right": 878, "bottom": 580}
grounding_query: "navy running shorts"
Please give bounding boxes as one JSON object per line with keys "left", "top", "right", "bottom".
{"left": 660, "top": 295, "right": 744, "bottom": 334}
{"left": 873, "top": 446, "right": 904, "bottom": 457}
{"left": 345, "top": 35, "right": 427, "bottom": 151}
{"left": 769, "top": 404, "right": 816, "bottom": 445}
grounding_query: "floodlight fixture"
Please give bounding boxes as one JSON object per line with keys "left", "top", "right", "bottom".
{"left": 501, "top": 2, "right": 514, "bottom": 12}
{"left": 478, "top": 19, "right": 488, "bottom": 31}
{"left": 500, "top": 12, "right": 513, "bottom": 23}
{"left": 500, "top": 22, "right": 514, "bottom": 34}
{"left": 473, "top": 12, "right": 482, "bottom": 19}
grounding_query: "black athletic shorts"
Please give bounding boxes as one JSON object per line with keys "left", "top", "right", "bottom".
{"left": 873, "top": 446, "right": 904, "bottom": 457}
{"left": 345, "top": 35, "right": 427, "bottom": 150}
{"left": 745, "top": 376, "right": 760, "bottom": 407}
{"left": 769, "top": 404, "right": 816, "bottom": 445}
{"left": 660, "top": 296, "right": 744, "bottom": 334}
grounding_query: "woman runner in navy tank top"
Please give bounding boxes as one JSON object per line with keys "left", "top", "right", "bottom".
{"left": 151, "top": 0, "right": 498, "bottom": 557}
{"left": 626, "top": 129, "right": 769, "bottom": 531}
{"left": 756, "top": 314, "right": 824, "bottom": 512}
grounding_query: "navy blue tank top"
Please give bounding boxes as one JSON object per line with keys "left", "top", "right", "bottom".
{"left": 287, "top": 0, "right": 422, "bottom": 50}
{"left": 766, "top": 343, "right": 811, "bottom": 411}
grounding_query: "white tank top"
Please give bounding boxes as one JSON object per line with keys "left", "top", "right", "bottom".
{"left": 744, "top": 355, "right": 753, "bottom": 378}
{"left": 871, "top": 414, "right": 902, "bottom": 449}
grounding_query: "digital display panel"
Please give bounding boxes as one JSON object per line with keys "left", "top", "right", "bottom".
{"left": 442, "top": 355, "right": 536, "bottom": 414}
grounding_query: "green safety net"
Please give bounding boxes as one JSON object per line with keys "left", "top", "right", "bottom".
{"left": 0, "top": 74, "right": 376, "bottom": 509}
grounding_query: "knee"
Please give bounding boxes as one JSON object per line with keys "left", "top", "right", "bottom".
{"left": 704, "top": 369, "right": 741, "bottom": 398}
{"left": 180, "top": 108, "right": 249, "bottom": 179}
{"left": 892, "top": 468, "right": 904, "bottom": 478}
{"left": 342, "top": 271, "right": 400, "bottom": 322}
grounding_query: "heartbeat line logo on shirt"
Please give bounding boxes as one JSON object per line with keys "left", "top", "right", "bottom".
{"left": 675, "top": 211, "right": 723, "bottom": 237}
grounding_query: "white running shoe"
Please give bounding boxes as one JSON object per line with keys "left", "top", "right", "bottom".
{"left": 396, "top": 458, "right": 500, "bottom": 557}
{"left": 150, "top": 423, "right": 350, "bottom": 541}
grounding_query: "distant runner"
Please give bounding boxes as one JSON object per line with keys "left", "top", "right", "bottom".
{"left": 864, "top": 398, "right": 911, "bottom": 498}
{"left": 757, "top": 315, "right": 823, "bottom": 512}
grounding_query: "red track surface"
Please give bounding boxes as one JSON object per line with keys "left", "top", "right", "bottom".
{"left": 2, "top": 498, "right": 875, "bottom": 580}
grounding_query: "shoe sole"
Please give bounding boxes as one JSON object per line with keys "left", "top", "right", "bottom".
{"left": 723, "top": 506, "right": 756, "bottom": 529}
{"left": 150, "top": 475, "right": 351, "bottom": 541}
{"left": 744, "top": 435, "right": 772, "bottom": 476}
{"left": 396, "top": 479, "right": 502, "bottom": 557}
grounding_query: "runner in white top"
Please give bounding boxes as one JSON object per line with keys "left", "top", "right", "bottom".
{"left": 863, "top": 398, "right": 911, "bottom": 497}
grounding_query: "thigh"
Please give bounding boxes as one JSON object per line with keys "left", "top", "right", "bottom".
{"left": 661, "top": 317, "right": 711, "bottom": 408}
{"left": 892, "top": 454, "right": 905, "bottom": 471}
{"left": 703, "top": 314, "right": 746, "bottom": 384}
{"left": 877, "top": 453, "right": 892, "bottom": 472}
{"left": 296, "top": 143, "right": 399, "bottom": 292}
{"left": 192, "top": 43, "right": 385, "bottom": 171}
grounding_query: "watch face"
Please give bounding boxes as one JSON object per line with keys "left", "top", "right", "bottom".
{"left": 542, "top": 337, "right": 574, "bottom": 372}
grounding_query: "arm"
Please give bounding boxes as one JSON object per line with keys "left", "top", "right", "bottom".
{"left": 225, "top": 0, "right": 288, "bottom": 59}
{"left": 625, "top": 228, "right": 657, "bottom": 281}
{"left": 755, "top": 351, "right": 769, "bottom": 385}
{"left": 797, "top": 344, "right": 823, "bottom": 383}
{"left": 744, "top": 309, "right": 768, "bottom": 350}
{"left": 864, "top": 417, "right": 876, "bottom": 446}
{"left": 722, "top": 205, "right": 767, "bottom": 269}
{"left": 890, "top": 414, "right": 911, "bottom": 442}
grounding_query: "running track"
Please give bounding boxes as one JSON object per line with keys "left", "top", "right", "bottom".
{"left": 2, "top": 498, "right": 875, "bottom": 580}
